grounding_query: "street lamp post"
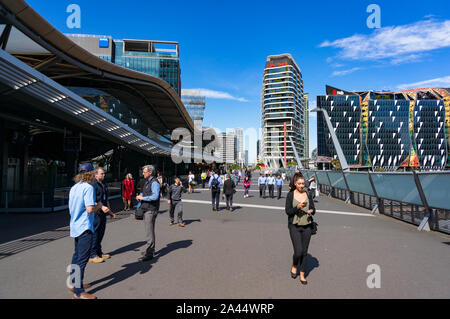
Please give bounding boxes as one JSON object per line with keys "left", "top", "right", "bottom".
{"left": 311, "top": 107, "right": 349, "bottom": 172}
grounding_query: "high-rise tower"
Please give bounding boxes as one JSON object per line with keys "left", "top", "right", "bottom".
{"left": 261, "top": 54, "right": 304, "bottom": 166}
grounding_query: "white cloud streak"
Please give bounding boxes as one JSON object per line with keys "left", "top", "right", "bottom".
{"left": 331, "top": 67, "right": 361, "bottom": 76}
{"left": 396, "top": 75, "right": 450, "bottom": 90}
{"left": 183, "top": 88, "right": 248, "bottom": 102}
{"left": 320, "top": 19, "right": 450, "bottom": 64}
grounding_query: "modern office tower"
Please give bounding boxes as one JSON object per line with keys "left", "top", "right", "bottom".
{"left": 216, "top": 132, "right": 236, "bottom": 164}
{"left": 245, "top": 150, "right": 249, "bottom": 166}
{"left": 234, "top": 128, "right": 244, "bottom": 166}
{"left": 304, "top": 93, "right": 310, "bottom": 158}
{"left": 317, "top": 85, "right": 450, "bottom": 169}
{"left": 67, "top": 34, "right": 181, "bottom": 95}
{"left": 181, "top": 89, "right": 206, "bottom": 128}
{"left": 262, "top": 54, "right": 304, "bottom": 167}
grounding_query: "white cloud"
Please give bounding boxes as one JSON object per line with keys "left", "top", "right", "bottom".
{"left": 331, "top": 67, "right": 361, "bottom": 77}
{"left": 183, "top": 88, "right": 248, "bottom": 102}
{"left": 320, "top": 19, "right": 450, "bottom": 64}
{"left": 396, "top": 75, "right": 450, "bottom": 90}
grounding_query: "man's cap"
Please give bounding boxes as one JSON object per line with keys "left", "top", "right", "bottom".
{"left": 78, "top": 163, "right": 94, "bottom": 173}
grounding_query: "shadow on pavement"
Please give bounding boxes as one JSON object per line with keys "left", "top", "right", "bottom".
{"left": 305, "top": 254, "right": 319, "bottom": 278}
{"left": 108, "top": 241, "right": 146, "bottom": 257}
{"left": 183, "top": 219, "right": 201, "bottom": 225}
{"left": 88, "top": 239, "right": 193, "bottom": 294}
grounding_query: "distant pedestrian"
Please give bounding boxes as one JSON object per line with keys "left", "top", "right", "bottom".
{"left": 282, "top": 172, "right": 286, "bottom": 181}
{"left": 275, "top": 174, "right": 284, "bottom": 199}
{"left": 208, "top": 170, "right": 223, "bottom": 211}
{"left": 188, "top": 171, "right": 195, "bottom": 193}
{"left": 89, "top": 167, "right": 116, "bottom": 264}
{"left": 222, "top": 175, "right": 236, "bottom": 211}
{"left": 308, "top": 176, "right": 318, "bottom": 199}
{"left": 68, "top": 163, "right": 102, "bottom": 299}
{"left": 285, "top": 172, "right": 316, "bottom": 285}
{"left": 168, "top": 177, "right": 187, "bottom": 227}
{"left": 122, "top": 173, "right": 134, "bottom": 211}
{"left": 136, "top": 165, "right": 160, "bottom": 262}
{"left": 267, "top": 173, "right": 275, "bottom": 198}
{"left": 258, "top": 173, "right": 267, "bottom": 198}
{"left": 243, "top": 176, "right": 251, "bottom": 198}
{"left": 201, "top": 171, "right": 207, "bottom": 188}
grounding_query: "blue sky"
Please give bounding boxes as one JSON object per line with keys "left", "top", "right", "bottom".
{"left": 27, "top": 0, "right": 450, "bottom": 162}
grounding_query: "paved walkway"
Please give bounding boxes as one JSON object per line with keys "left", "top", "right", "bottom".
{"left": 0, "top": 178, "right": 449, "bottom": 299}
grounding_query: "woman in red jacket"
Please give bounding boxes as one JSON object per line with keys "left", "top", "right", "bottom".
{"left": 243, "top": 176, "right": 251, "bottom": 198}
{"left": 122, "top": 173, "right": 134, "bottom": 211}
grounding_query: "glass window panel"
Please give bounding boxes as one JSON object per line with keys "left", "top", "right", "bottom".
{"left": 315, "top": 171, "right": 330, "bottom": 186}
{"left": 417, "top": 172, "right": 450, "bottom": 210}
{"left": 371, "top": 173, "right": 422, "bottom": 205}
{"left": 327, "top": 171, "right": 347, "bottom": 189}
{"left": 344, "top": 172, "right": 375, "bottom": 196}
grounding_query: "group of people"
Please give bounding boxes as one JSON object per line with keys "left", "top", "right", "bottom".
{"left": 68, "top": 164, "right": 318, "bottom": 299}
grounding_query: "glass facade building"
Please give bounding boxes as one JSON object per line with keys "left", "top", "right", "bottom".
{"left": 261, "top": 54, "right": 305, "bottom": 166}
{"left": 181, "top": 89, "right": 206, "bottom": 128}
{"left": 317, "top": 86, "right": 450, "bottom": 169}
{"left": 67, "top": 35, "right": 181, "bottom": 95}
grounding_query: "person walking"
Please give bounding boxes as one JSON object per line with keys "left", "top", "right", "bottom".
{"left": 208, "top": 170, "right": 223, "bottom": 211}
{"left": 243, "top": 176, "right": 251, "bottom": 198}
{"left": 267, "top": 173, "right": 276, "bottom": 199}
{"left": 258, "top": 173, "right": 267, "bottom": 198}
{"left": 89, "top": 167, "right": 116, "bottom": 264}
{"left": 188, "top": 171, "right": 195, "bottom": 193}
{"left": 201, "top": 171, "right": 207, "bottom": 188}
{"left": 275, "top": 174, "right": 284, "bottom": 199}
{"left": 122, "top": 173, "right": 134, "bottom": 211}
{"left": 308, "top": 176, "right": 318, "bottom": 200}
{"left": 222, "top": 175, "right": 236, "bottom": 211}
{"left": 68, "top": 163, "right": 102, "bottom": 299}
{"left": 168, "top": 177, "right": 187, "bottom": 227}
{"left": 285, "top": 172, "right": 316, "bottom": 285}
{"left": 136, "top": 165, "right": 160, "bottom": 262}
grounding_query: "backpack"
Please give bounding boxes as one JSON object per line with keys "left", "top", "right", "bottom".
{"left": 211, "top": 176, "right": 220, "bottom": 189}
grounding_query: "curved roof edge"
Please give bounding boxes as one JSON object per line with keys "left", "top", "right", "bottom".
{"left": 0, "top": 0, "right": 194, "bottom": 132}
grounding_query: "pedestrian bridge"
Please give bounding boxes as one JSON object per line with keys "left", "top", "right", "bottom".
{"left": 0, "top": 176, "right": 448, "bottom": 299}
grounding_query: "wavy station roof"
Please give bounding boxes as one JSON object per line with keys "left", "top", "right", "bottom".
{"left": 0, "top": 0, "right": 194, "bottom": 137}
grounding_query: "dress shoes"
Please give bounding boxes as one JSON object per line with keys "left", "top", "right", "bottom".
{"left": 101, "top": 254, "right": 110, "bottom": 260}
{"left": 88, "top": 256, "right": 104, "bottom": 263}
{"left": 72, "top": 292, "right": 97, "bottom": 299}
{"left": 178, "top": 222, "right": 185, "bottom": 227}
{"left": 69, "top": 283, "right": 91, "bottom": 293}
{"left": 169, "top": 221, "right": 175, "bottom": 226}
{"left": 300, "top": 279, "right": 308, "bottom": 285}
{"left": 138, "top": 254, "right": 153, "bottom": 262}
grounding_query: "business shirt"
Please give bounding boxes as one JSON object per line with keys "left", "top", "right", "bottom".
{"left": 140, "top": 178, "right": 160, "bottom": 201}
{"left": 69, "top": 182, "right": 95, "bottom": 238}
{"left": 258, "top": 177, "right": 267, "bottom": 185}
{"left": 267, "top": 176, "right": 276, "bottom": 185}
{"left": 275, "top": 178, "right": 284, "bottom": 186}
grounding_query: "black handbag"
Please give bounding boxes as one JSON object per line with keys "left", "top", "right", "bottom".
{"left": 311, "top": 219, "right": 318, "bottom": 235}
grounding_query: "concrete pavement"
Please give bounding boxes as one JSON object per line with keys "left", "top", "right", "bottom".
{"left": 0, "top": 178, "right": 449, "bottom": 298}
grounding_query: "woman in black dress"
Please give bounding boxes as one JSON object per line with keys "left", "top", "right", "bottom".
{"left": 285, "top": 172, "right": 316, "bottom": 285}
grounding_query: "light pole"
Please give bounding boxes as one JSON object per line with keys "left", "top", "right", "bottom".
{"left": 311, "top": 107, "right": 349, "bottom": 172}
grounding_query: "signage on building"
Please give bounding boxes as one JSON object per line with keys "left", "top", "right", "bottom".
{"left": 266, "top": 61, "right": 289, "bottom": 68}
{"left": 99, "top": 37, "right": 109, "bottom": 48}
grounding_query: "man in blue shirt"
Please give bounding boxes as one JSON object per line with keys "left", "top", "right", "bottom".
{"left": 267, "top": 173, "right": 276, "bottom": 198}
{"left": 136, "top": 165, "right": 160, "bottom": 261}
{"left": 275, "top": 174, "right": 284, "bottom": 199}
{"left": 258, "top": 173, "right": 267, "bottom": 198}
{"left": 68, "top": 163, "right": 102, "bottom": 299}
{"left": 208, "top": 170, "right": 223, "bottom": 211}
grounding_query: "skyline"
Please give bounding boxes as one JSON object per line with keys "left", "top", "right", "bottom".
{"left": 26, "top": 0, "right": 450, "bottom": 163}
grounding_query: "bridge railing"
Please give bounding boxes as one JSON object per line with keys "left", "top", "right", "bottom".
{"left": 297, "top": 170, "right": 450, "bottom": 234}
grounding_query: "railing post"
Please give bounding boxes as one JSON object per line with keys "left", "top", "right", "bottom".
{"left": 341, "top": 170, "right": 352, "bottom": 204}
{"left": 367, "top": 171, "right": 381, "bottom": 215}
{"left": 325, "top": 171, "right": 333, "bottom": 197}
{"left": 412, "top": 171, "right": 432, "bottom": 231}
